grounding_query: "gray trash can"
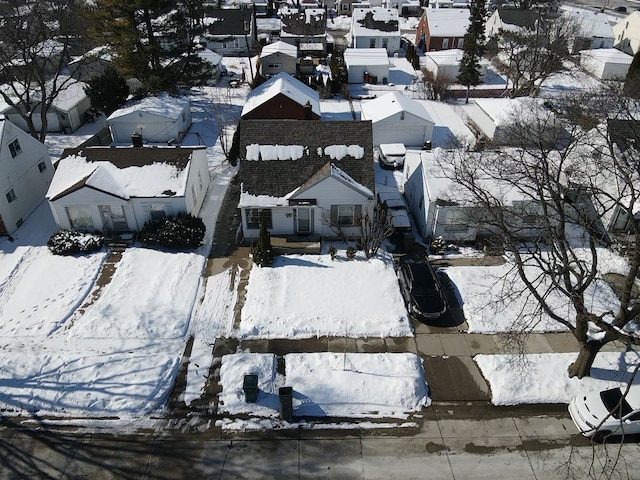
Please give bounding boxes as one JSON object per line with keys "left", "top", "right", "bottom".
{"left": 243, "top": 374, "right": 259, "bottom": 403}
{"left": 279, "top": 386, "right": 293, "bottom": 422}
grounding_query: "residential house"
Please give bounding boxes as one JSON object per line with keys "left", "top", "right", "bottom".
{"left": 241, "top": 72, "right": 321, "bottom": 120}
{"left": 350, "top": 7, "right": 401, "bottom": 55}
{"left": 613, "top": 11, "right": 640, "bottom": 56}
{"left": 580, "top": 48, "right": 633, "bottom": 80}
{"left": 196, "top": 48, "right": 224, "bottom": 85}
{"left": 0, "top": 78, "right": 92, "bottom": 134}
{"left": 238, "top": 119, "right": 375, "bottom": 240}
{"left": 6, "top": 39, "right": 70, "bottom": 83}
{"left": 199, "top": 8, "right": 255, "bottom": 56}
{"left": 280, "top": 7, "right": 328, "bottom": 57}
{"left": 46, "top": 146, "right": 210, "bottom": 233}
{"left": 67, "top": 46, "right": 114, "bottom": 83}
{"left": 336, "top": 0, "right": 386, "bottom": 16}
{"left": 0, "top": 118, "right": 54, "bottom": 236}
{"left": 564, "top": 9, "right": 614, "bottom": 54}
{"left": 360, "top": 92, "right": 435, "bottom": 147}
{"left": 259, "top": 41, "right": 298, "bottom": 76}
{"left": 422, "top": 49, "right": 488, "bottom": 82}
{"left": 415, "top": 8, "right": 470, "bottom": 51}
{"left": 106, "top": 94, "right": 192, "bottom": 145}
{"left": 343, "top": 48, "right": 390, "bottom": 84}
{"left": 485, "top": 8, "right": 538, "bottom": 38}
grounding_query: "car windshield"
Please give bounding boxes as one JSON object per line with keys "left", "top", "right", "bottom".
{"left": 600, "top": 388, "right": 633, "bottom": 419}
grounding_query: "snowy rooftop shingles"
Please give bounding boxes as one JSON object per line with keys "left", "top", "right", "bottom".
{"left": 424, "top": 9, "right": 470, "bottom": 37}
{"left": 241, "top": 72, "right": 321, "bottom": 118}
{"left": 107, "top": 93, "right": 190, "bottom": 121}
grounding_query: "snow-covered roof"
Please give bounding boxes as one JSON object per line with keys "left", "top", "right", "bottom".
{"left": 241, "top": 72, "right": 321, "bottom": 117}
{"left": 47, "top": 147, "right": 197, "bottom": 201}
{"left": 580, "top": 48, "right": 634, "bottom": 64}
{"left": 562, "top": 8, "right": 614, "bottom": 39}
{"left": 424, "top": 9, "right": 470, "bottom": 37}
{"left": 344, "top": 48, "right": 390, "bottom": 66}
{"left": 474, "top": 97, "right": 544, "bottom": 126}
{"left": 351, "top": 7, "right": 400, "bottom": 37}
{"left": 360, "top": 91, "right": 434, "bottom": 124}
{"left": 68, "top": 45, "right": 114, "bottom": 66}
{"left": 425, "top": 48, "right": 463, "bottom": 66}
{"left": 259, "top": 41, "right": 298, "bottom": 58}
{"left": 107, "top": 94, "right": 190, "bottom": 121}
{"left": 0, "top": 77, "right": 88, "bottom": 114}
{"left": 197, "top": 48, "right": 223, "bottom": 66}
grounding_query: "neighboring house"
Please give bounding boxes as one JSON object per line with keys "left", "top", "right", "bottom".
{"left": 350, "top": 7, "right": 401, "bottom": 55}
{"left": 415, "top": 8, "right": 470, "bottom": 51}
{"left": 485, "top": 8, "right": 538, "bottom": 38}
{"left": 360, "top": 92, "right": 435, "bottom": 147}
{"left": 336, "top": 0, "right": 385, "bottom": 16}
{"left": 46, "top": 146, "right": 210, "bottom": 233}
{"left": 196, "top": 48, "right": 224, "bottom": 85}
{"left": 613, "top": 11, "right": 640, "bottom": 56}
{"left": 280, "top": 7, "right": 328, "bottom": 57}
{"left": 241, "top": 72, "right": 321, "bottom": 120}
{"left": 67, "top": 46, "right": 114, "bottom": 83}
{"left": 564, "top": 9, "right": 614, "bottom": 54}
{"left": 238, "top": 119, "right": 375, "bottom": 240}
{"left": 260, "top": 41, "right": 298, "bottom": 76}
{"left": 0, "top": 118, "right": 54, "bottom": 236}
{"left": 343, "top": 48, "right": 390, "bottom": 84}
{"left": 106, "top": 94, "right": 192, "bottom": 145}
{"left": 200, "top": 8, "right": 255, "bottom": 56}
{"left": 423, "top": 49, "right": 488, "bottom": 82}
{"left": 7, "top": 39, "right": 70, "bottom": 82}
{"left": 0, "top": 78, "right": 92, "bottom": 134}
{"left": 580, "top": 48, "right": 633, "bottom": 80}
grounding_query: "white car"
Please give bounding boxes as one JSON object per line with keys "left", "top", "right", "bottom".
{"left": 378, "top": 143, "right": 406, "bottom": 169}
{"left": 569, "top": 385, "right": 640, "bottom": 441}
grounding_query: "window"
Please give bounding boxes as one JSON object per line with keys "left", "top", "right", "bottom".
{"left": 331, "top": 205, "right": 361, "bottom": 227}
{"left": 382, "top": 38, "right": 388, "bottom": 50}
{"left": 38, "top": 161, "right": 47, "bottom": 173}
{"left": 66, "top": 206, "right": 93, "bottom": 228}
{"left": 369, "top": 38, "right": 376, "bottom": 48}
{"left": 457, "top": 38, "right": 464, "bottom": 48}
{"left": 191, "top": 184, "right": 197, "bottom": 203}
{"left": 246, "top": 208, "right": 272, "bottom": 229}
{"left": 522, "top": 214, "right": 537, "bottom": 225}
{"left": 8, "top": 139, "right": 21, "bottom": 158}
{"left": 150, "top": 203, "right": 170, "bottom": 222}
{"left": 341, "top": 3, "right": 349, "bottom": 10}
{"left": 5, "top": 189, "right": 16, "bottom": 203}
{"left": 442, "top": 38, "right": 449, "bottom": 49}
{"left": 267, "top": 63, "right": 282, "bottom": 69}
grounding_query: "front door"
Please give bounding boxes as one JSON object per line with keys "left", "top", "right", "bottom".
{"left": 295, "top": 208, "right": 313, "bottom": 235}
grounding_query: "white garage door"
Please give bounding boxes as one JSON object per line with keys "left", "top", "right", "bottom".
{"left": 373, "top": 124, "right": 426, "bottom": 147}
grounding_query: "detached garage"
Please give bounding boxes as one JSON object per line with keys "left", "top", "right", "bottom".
{"left": 580, "top": 48, "right": 633, "bottom": 80}
{"left": 107, "top": 94, "right": 192, "bottom": 145}
{"left": 360, "top": 91, "right": 435, "bottom": 147}
{"left": 344, "top": 48, "right": 390, "bottom": 84}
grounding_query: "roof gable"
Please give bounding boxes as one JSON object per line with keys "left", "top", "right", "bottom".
{"left": 107, "top": 94, "right": 189, "bottom": 121}
{"left": 241, "top": 72, "right": 321, "bottom": 117}
{"left": 361, "top": 92, "right": 434, "bottom": 124}
{"left": 292, "top": 162, "right": 374, "bottom": 199}
{"left": 239, "top": 119, "right": 374, "bottom": 199}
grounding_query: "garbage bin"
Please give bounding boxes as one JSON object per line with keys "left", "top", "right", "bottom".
{"left": 279, "top": 386, "right": 293, "bottom": 422}
{"left": 243, "top": 374, "right": 259, "bottom": 403}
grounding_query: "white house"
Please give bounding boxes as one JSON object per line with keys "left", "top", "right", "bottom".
{"left": 350, "top": 7, "right": 401, "bottom": 55}
{"left": 563, "top": 8, "right": 615, "bottom": 54}
{"left": 613, "top": 11, "right": 640, "bottom": 56}
{"left": 0, "top": 79, "right": 92, "bottom": 134}
{"left": 259, "top": 41, "right": 298, "bottom": 76}
{"left": 580, "top": 48, "right": 634, "bottom": 80}
{"left": 46, "top": 146, "right": 210, "bottom": 233}
{"left": 343, "top": 48, "right": 390, "bottom": 84}
{"left": 238, "top": 119, "right": 375, "bottom": 240}
{"left": 360, "top": 92, "right": 435, "bottom": 147}
{"left": 106, "top": 94, "right": 192, "bottom": 145}
{"left": 196, "top": 48, "right": 224, "bottom": 85}
{"left": 0, "top": 118, "right": 54, "bottom": 236}
{"left": 422, "top": 49, "right": 488, "bottom": 82}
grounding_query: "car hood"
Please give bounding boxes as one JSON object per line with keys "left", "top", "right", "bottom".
{"left": 572, "top": 391, "right": 613, "bottom": 429}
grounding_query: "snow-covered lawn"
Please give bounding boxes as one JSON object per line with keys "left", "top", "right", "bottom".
{"left": 444, "top": 248, "right": 628, "bottom": 334}
{"left": 218, "top": 352, "right": 430, "bottom": 419}
{"left": 476, "top": 351, "right": 640, "bottom": 406}
{"left": 237, "top": 250, "right": 412, "bottom": 339}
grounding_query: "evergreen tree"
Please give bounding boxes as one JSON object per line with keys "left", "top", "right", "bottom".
{"left": 624, "top": 50, "right": 640, "bottom": 98}
{"left": 329, "top": 50, "right": 347, "bottom": 94}
{"left": 252, "top": 217, "right": 273, "bottom": 267}
{"left": 84, "top": 67, "right": 130, "bottom": 115}
{"left": 457, "top": 0, "right": 487, "bottom": 103}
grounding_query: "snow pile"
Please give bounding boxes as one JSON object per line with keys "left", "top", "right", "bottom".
{"left": 476, "top": 351, "right": 640, "bottom": 405}
{"left": 237, "top": 251, "right": 412, "bottom": 339}
{"left": 324, "top": 144, "right": 365, "bottom": 160}
{"left": 218, "top": 352, "right": 430, "bottom": 419}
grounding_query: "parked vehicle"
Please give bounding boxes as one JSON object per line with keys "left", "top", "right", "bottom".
{"left": 378, "top": 143, "right": 406, "bottom": 169}
{"left": 397, "top": 257, "right": 447, "bottom": 323}
{"left": 614, "top": 5, "right": 627, "bottom": 12}
{"left": 569, "top": 385, "right": 640, "bottom": 441}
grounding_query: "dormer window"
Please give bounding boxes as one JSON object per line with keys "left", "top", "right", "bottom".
{"left": 9, "top": 139, "right": 21, "bottom": 158}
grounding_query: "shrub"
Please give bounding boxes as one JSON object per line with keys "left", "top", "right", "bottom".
{"left": 346, "top": 246, "right": 357, "bottom": 260}
{"left": 47, "top": 230, "right": 103, "bottom": 255}
{"left": 252, "top": 218, "right": 273, "bottom": 267}
{"left": 140, "top": 213, "right": 206, "bottom": 249}
{"left": 328, "top": 246, "right": 337, "bottom": 260}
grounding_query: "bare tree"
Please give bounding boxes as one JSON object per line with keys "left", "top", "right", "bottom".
{"left": 207, "top": 87, "right": 241, "bottom": 159}
{"left": 492, "top": 13, "right": 577, "bottom": 98}
{"left": 435, "top": 91, "right": 640, "bottom": 379}
{"left": 359, "top": 203, "right": 394, "bottom": 258}
{"left": 0, "top": 0, "right": 89, "bottom": 141}
{"left": 418, "top": 68, "right": 453, "bottom": 101}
